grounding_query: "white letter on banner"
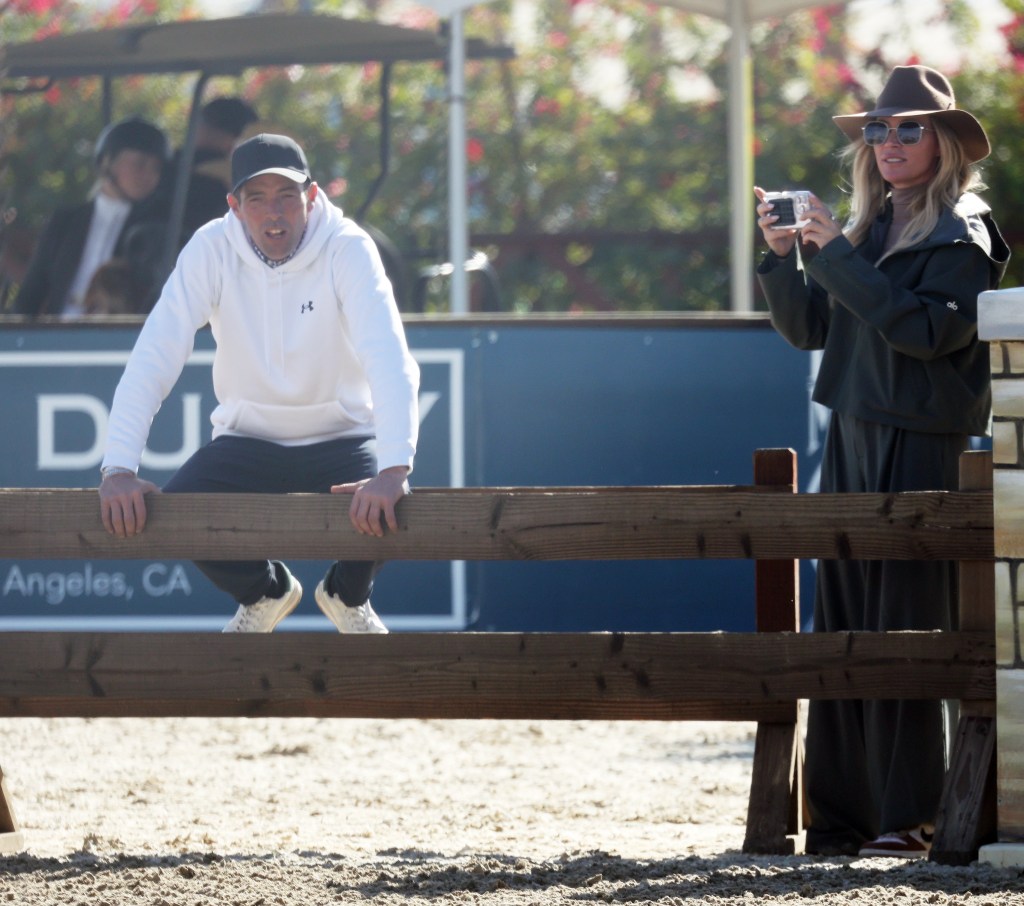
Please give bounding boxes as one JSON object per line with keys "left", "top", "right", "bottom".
{"left": 37, "top": 394, "right": 107, "bottom": 470}
{"left": 419, "top": 391, "right": 439, "bottom": 423}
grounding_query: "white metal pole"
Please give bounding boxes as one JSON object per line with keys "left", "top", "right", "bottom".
{"left": 727, "top": 0, "right": 753, "bottom": 313}
{"left": 448, "top": 10, "right": 469, "bottom": 314}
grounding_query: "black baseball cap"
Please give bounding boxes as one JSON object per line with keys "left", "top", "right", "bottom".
{"left": 230, "top": 133, "right": 311, "bottom": 195}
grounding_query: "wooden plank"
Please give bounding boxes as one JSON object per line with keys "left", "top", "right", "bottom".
{"left": 0, "top": 487, "right": 993, "bottom": 562}
{"left": 0, "top": 763, "right": 22, "bottom": 854}
{"left": 929, "top": 451, "right": 997, "bottom": 865}
{"left": 931, "top": 715, "right": 997, "bottom": 865}
{"left": 958, "top": 451, "right": 996, "bottom": 640}
{"left": 0, "top": 631, "right": 994, "bottom": 719}
{"left": 745, "top": 449, "right": 802, "bottom": 855}
{"left": 753, "top": 449, "right": 800, "bottom": 633}
{"left": 953, "top": 451, "right": 995, "bottom": 712}
{"left": 743, "top": 722, "right": 800, "bottom": 854}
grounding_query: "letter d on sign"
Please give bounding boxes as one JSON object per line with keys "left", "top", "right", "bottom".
{"left": 37, "top": 394, "right": 108, "bottom": 470}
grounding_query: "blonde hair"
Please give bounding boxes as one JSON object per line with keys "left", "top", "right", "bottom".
{"left": 841, "top": 118, "right": 984, "bottom": 259}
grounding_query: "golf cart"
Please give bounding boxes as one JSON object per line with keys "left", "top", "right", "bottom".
{"left": 0, "top": 12, "right": 512, "bottom": 311}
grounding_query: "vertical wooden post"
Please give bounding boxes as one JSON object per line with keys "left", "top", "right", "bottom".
{"left": 931, "top": 450, "right": 997, "bottom": 864}
{"left": 742, "top": 447, "right": 802, "bottom": 854}
{"left": 0, "top": 762, "right": 23, "bottom": 853}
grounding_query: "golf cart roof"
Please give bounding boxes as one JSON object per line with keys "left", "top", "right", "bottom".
{"left": 1, "top": 12, "right": 513, "bottom": 81}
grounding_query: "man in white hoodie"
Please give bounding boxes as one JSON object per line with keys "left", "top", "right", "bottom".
{"left": 98, "top": 133, "right": 420, "bottom": 633}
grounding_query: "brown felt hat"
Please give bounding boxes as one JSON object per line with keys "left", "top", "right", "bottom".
{"left": 833, "top": 65, "right": 990, "bottom": 163}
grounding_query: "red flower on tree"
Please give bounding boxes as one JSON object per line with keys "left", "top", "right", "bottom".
{"left": 1001, "top": 13, "right": 1024, "bottom": 65}
{"left": 10, "top": 0, "right": 60, "bottom": 13}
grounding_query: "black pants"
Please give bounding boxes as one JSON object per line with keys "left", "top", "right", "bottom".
{"left": 804, "top": 412, "right": 963, "bottom": 852}
{"left": 163, "top": 435, "right": 379, "bottom": 607}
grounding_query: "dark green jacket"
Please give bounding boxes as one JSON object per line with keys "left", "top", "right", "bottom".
{"left": 757, "top": 192, "right": 1010, "bottom": 436}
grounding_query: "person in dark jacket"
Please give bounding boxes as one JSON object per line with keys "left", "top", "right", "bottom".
{"left": 754, "top": 65, "right": 1009, "bottom": 859}
{"left": 152, "top": 96, "right": 260, "bottom": 249}
{"left": 14, "top": 116, "right": 170, "bottom": 317}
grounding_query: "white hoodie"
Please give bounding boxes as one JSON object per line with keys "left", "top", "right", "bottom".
{"left": 102, "top": 192, "right": 420, "bottom": 474}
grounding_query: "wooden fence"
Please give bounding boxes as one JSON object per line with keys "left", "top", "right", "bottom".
{"left": 0, "top": 449, "right": 996, "bottom": 863}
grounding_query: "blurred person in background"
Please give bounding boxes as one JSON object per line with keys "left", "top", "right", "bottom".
{"left": 152, "top": 96, "right": 260, "bottom": 248}
{"left": 14, "top": 116, "right": 170, "bottom": 317}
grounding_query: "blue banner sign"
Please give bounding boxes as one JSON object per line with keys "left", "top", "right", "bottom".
{"left": 0, "top": 318, "right": 821, "bottom": 632}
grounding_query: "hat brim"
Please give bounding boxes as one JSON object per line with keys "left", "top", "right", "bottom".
{"left": 832, "top": 108, "right": 991, "bottom": 163}
{"left": 231, "top": 166, "right": 309, "bottom": 195}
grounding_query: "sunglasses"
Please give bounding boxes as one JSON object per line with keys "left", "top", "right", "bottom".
{"left": 861, "top": 121, "right": 933, "bottom": 147}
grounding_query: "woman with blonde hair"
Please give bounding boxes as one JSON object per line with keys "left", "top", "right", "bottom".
{"left": 754, "top": 65, "right": 1009, "bottom": 858}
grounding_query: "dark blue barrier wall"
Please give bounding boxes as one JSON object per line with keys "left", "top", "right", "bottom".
{"left": 0, "top": 315, "right": 822, "bottom": 632}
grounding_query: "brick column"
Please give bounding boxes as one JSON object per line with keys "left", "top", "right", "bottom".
{"left": 979, "top": 287, "right": 1024, "bottom": 866}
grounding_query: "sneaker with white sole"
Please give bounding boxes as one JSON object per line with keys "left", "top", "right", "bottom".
{"left": 314, "top": 580, "right": 388, "bottom": 633}
{"left": 858, "top": 825, "right": 933, "bottom": 859}
{"left": 222, "top": 568, "right": 302, "bottom": 633}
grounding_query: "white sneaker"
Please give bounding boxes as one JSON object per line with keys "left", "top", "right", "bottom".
{"left": 222, "top": 568, "right": 302, "bottom": 633}
{"left": 314, "top": 580, "right": 388, "bottom": 633}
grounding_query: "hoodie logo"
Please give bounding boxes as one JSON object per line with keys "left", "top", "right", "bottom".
{"left": 946, "top": 300, "right": 958, "bottom": 311}
{"left": 301, "top": 301, "right": 314, "bottom": 314}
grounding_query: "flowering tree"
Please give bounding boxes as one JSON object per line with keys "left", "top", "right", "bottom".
{"left": 1, "top": 0, "right": 1020, "bottom": 311}
{"left": 0, "top": 0, "right": 205, "bottom": 299}
{"left": 960, "top": 0, "right": 1024, "bottom": 284}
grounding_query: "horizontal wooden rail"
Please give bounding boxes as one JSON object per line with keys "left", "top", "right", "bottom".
{"left": 0, "top": 486, "right": 993, "bottom": 561}
{"left": 0, "top": 631, "right": 993, "bottom": 720}
{"left": 0, "top": 451, "right": 998, "bottom": 861}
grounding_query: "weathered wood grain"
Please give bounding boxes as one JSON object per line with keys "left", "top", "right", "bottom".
{"left": 743, "top": 722, "right": 801, "bottom": 854}
{"left": 744, "top": 450, "right": 803, "bottom": 853}
{"left": 0, "top": 486, "right": 993, "bottom": 561}
{"left": 932, "top": 715, "right": 997, "bottom": 864}
{"left": 0, "top": 457, "right": 998, "bottom": 859}
{"left": 0, "top": 631, "right": 993, "bottom": 719}
{"left": 0, "top": 764, "right": 20, "bottom": 853}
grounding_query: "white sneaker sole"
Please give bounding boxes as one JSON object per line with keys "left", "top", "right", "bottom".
{"left": 223, "top": 576, "right": 303, "bottom": 633}
{"left": 314, "top": 580, "right": 388, "bottom": 633}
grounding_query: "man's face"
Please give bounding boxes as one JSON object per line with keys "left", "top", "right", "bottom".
{"left": 105, "top": 149, "right": 164, "bottom": 202}
{"left": 228, "top": 173, "right": 317, "bottom": 261}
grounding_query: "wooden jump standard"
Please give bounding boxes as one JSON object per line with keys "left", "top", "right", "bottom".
{"left": 0, "top": 449, "right": 996, "bottom": 862}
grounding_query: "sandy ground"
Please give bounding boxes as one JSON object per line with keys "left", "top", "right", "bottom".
{"left": 1, "top": 717, "right": 1022, "bottom": 904}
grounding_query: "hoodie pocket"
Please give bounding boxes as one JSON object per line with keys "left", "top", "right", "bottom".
{"left": 215, "top": 398, "right": 367, "bottom": 442}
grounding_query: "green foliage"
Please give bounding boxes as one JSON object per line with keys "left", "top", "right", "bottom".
{"left": 1, "top": 0, "right": 1020, "bottom": 311}
{"left": 957, "top": 7, "right": 1024, "bottom": 290}
{"left": 0, "top": 0, "right": 207, "bottom": 298}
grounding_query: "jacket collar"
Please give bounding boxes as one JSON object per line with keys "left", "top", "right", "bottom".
{"left": 872, "top": 191, "right": 1009, "bottom": 272}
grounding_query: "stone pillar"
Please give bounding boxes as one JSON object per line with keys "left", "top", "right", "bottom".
{"left": 979, "top": 287, "right": 1024, "bottom": 866}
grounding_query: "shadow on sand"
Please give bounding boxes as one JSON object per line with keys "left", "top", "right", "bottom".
{"left": 3, "top": 847, "right": 1023, "bottom": 901}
